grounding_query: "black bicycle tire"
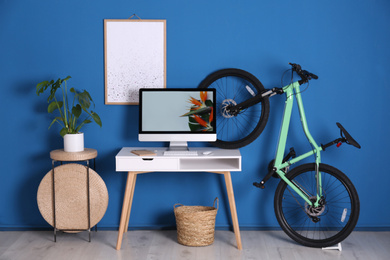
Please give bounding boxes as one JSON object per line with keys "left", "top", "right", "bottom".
{"left": 274, "top": 163, "right": 360, "bottom": 248}
{"left": 198, "top": 68, "right": 270, "bottom": 149}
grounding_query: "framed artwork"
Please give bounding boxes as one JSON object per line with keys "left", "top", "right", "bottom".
{"left": 104, "top": 19, "right": 166, "bottom": 105}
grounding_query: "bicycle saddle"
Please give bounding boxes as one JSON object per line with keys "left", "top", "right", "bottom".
{"left": 337, "top": 122, "right": 361, "bottom": 149}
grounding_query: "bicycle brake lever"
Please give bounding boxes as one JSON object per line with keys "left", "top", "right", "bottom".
{"left": 310, "top": 72, "right": 319, "bottom": 80}
{"left": 289, "top": 62, "right": 301, "bottom": 71}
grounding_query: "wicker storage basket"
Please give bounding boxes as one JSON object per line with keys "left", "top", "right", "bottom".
{"left": 174, "top": 198, "right": 219, "bottom": 247}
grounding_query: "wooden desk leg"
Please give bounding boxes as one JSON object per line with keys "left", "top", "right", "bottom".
{"left": 223, "top": 172, "right": 242, "bottom": 250}
{"left": 116, "top": 172, "right": 136, "bottom": 250}
{"left": 124, "top": 173, "right": 137, "bottom": 233}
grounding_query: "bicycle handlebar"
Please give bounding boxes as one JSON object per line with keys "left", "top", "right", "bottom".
{"left": 289, "top": 63, "right": 318, "bottom": 84}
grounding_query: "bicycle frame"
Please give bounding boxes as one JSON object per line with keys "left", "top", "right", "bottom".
{"left": 273, "top": 81, "right": 324, "bottom": 207}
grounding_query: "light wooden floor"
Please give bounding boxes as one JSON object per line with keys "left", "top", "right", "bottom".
{"left": 0, "top": 230, "right": 389, "bottom": 260}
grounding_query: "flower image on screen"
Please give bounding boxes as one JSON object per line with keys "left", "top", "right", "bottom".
{"left": 181, "top": 91, "right": 214, "bottom": 132}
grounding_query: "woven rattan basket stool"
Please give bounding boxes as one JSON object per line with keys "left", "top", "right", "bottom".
{"left": 37, "top": 148, "right": 108, "bottom": 242}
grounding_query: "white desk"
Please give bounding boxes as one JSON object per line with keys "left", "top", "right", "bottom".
{"left": 115, "top": 147, "right": 242, "bottom": 250}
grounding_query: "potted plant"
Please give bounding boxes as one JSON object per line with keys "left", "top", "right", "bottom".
{"left": 36, "top": 76, "right": 102, "bottom": 152}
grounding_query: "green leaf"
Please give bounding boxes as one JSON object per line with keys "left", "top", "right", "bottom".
{"left": 205, "top": 99, "right": 213, "bottom": 107}
{"left": 36, "top": 81, "right": 49, "bottom": 95}
{"left": 47, "top": 78, "right": 62, "bottom": 102}
{"left": 60, "top": 127, "right": 68, "bottom": 137}
{"left": 48, "top": 101, "right": 63, "bottom": 113}
{"left": 75, "top": 119, "right": 92, "bottom": 133}
{"left": 72, "top": 104, "right": 82, "bottom": 118}
{"left": 181, "top": 106, "right": 211, "bottom": 117}
{"left": 188, "top": 115, "right": 212, "bottom": 132}
{"left": 91, "top": 112, "right": 102, "bottom": 127}
{"left": 188, "top": 117, "right": 205, "bottom": 132}
{"left": 48, "top": 117, "right": 64, "bottom": 129}
{"left": 48, "top": 118, "right": 58, "bottom": 129}
{"left": 85, "top": 91, "right": 93, "bottom": 102}
{"left": 188, "top": 123, "right": 203, "bottom": 132}
{"left": 78, "top": 90, "right": 92, "bottom": 109}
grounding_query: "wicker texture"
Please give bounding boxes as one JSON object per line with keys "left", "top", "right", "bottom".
{"left": 174, "top": 198, "right": 218, "bottom": 247}
{"left": 50, "top": 148, "right": 97, "bottom": 161}
{"left": 37, "top": 163, "right": 108, "bottom": 232}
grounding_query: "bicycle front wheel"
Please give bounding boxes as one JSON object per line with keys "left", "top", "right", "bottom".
{"left": 274, "top": 163, "right": 360, "bottom": 248}
{"left": 198, "top": 69, "right": 270, "bottom": 149}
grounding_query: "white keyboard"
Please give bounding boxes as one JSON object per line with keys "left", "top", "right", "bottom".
{"left": 163, "top": 150, "right": 198, "bottom": 156}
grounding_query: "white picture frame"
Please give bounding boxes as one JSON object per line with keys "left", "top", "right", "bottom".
{"left": 104, "top": 19, "right": 166, "bottom": 105}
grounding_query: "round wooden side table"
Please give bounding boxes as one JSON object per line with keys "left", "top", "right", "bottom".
{"left": 37, "top": 149, "right": 108, "bottom": 242}
{"left": 50, "top": 148, "right": 98, "bottom": 162}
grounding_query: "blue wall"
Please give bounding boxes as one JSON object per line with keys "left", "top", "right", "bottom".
{"left": 1, "top": 0, "right": 390, "bottom": 230}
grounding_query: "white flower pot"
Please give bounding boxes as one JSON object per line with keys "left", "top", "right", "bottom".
{"left": 64, "top": 133, "right": 84, "bottom": 152}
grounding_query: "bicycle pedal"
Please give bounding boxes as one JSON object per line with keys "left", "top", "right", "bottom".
{"left": 253, "top": 182, "right": 265, "bottom": 189}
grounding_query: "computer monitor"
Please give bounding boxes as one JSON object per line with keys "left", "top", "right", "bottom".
{"left": 139, "top": 88, "right": 216, "bottom": 151}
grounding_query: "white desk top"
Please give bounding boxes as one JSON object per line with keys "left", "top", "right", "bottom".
{"left": 116, "top": 147, "right": 240, "bottom": 158}
{"left": 116, "top": 147, "right": 241, "bottom": 172}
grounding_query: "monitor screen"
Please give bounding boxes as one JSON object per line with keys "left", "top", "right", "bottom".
{"left": 139, "top": 88, "right": 216, "bottom": 148}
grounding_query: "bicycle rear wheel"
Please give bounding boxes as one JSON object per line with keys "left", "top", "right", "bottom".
{"left": 274, "top": 163, "right": 360, "bottom": 248}
{"left": 198, "top": 69, "right": 270, "bottom": 149}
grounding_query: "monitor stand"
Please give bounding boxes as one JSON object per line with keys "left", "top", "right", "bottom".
{"left": 168, "top": 141, "right": 189, "bottom": 151}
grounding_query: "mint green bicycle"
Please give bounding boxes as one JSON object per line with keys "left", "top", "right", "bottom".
{"left": 198, "top": 63, "right": 361, "bottom": 247}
